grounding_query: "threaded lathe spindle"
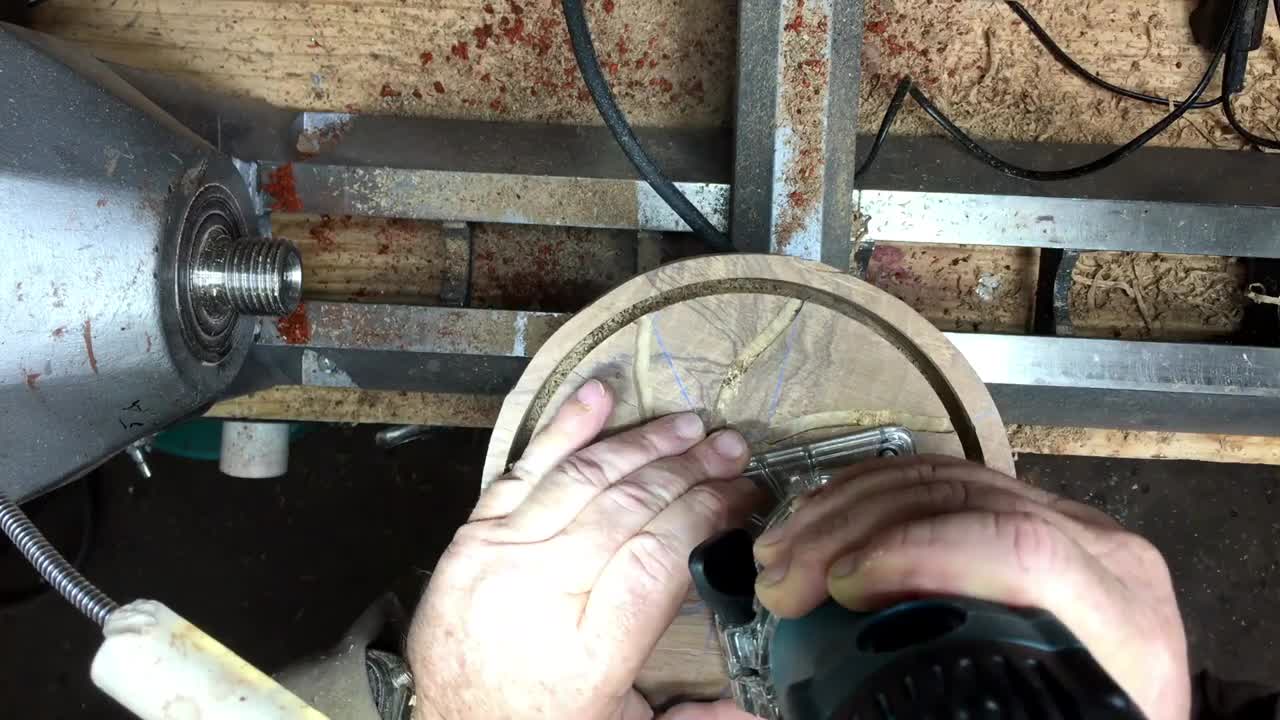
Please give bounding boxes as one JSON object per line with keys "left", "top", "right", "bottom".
{"left": 193, "top": 237, "right": 303, "bottom": 317}
{"left": 0, "top": 494, "right": 118, "bottom": 626}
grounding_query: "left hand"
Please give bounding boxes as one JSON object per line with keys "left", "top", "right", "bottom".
{"left": 407, "top": 379, "right": 762, "bottom": 720}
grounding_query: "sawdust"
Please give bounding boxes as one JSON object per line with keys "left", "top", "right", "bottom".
{"left": 1068, "top": 252, "right": 1245, "bottom": 340}
{"left": 1007, "top": 424, "right": 1089, "bottom": 457}
{"left": 33, "top": 0, "right": 735, "bottom": 127}
{"left": 867, "top": 243, "right": 1037, "bottom": 333}
{"left": 857, "top": 0, "right": 1280, "bottom": 150}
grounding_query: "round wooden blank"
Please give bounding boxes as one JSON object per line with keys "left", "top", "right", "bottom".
{"left": 484, "top": 254, "right": 1013, "bottom": 484}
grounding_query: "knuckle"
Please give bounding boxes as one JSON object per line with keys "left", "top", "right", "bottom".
{"left": 995, "top": 512, "right": 1063, "bottom": 574}
{"left": 623, "top": 530, "right": 682, "bottom": 590}
{"left": 633, "top": 423, "right": 672, "bottom": 457}
{"left": 554, "top": 453, "right": 613, "bottom": 491}
{"left": 604, "top": 479, "right": 671, "bottom": 516}
{"left": 684, "top": 483, "right": 731, "bottom": 520}
{"left": 919, "top": 478, "right": 969, "bottom": 507}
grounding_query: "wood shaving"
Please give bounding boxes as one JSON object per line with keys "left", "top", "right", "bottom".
{"left": 1247, "top": 283, "right": 1280, "bottom": 306}
{"left": 1069, "top": 252, "right": 1244, "bottom": 340}
{"left": 712, "top": 299, "right": 804, "bottom": 422}
{"left": 634, "top": 314, "right": 655, "bottom": 416}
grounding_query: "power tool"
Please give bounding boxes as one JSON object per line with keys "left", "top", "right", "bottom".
{"left": 690, "top": 427, "right": 1147, "bottom": 720}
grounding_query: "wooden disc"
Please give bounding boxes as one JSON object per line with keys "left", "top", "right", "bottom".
{"left": 481, "top": 254, "right": 1014, "bottom": 705}
{"left": 484, "top": 254, "right": 1012, "bottom": 482}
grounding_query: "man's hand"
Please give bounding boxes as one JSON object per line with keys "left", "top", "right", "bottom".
{"left": 408, "top": 380, "right": 761, "bottom": 720}
{"left": 751, "top": 455, "right": 1190, "bottom": 720}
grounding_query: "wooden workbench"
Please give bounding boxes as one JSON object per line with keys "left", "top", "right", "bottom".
{"left": 32, "top": 0, "right": 1280, "bottom": 464}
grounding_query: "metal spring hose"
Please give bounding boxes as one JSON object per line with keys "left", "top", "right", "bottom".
{"left": 0, "top": 494, "right": 117, "bottom": 626}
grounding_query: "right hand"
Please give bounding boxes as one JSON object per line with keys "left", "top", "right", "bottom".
{"left": 750, "top": 455, "right": 1189, "bottom": 720}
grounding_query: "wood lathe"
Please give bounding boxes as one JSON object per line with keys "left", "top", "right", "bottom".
{"left": 2, "top": 0, "right": 1280, "bottom": 715}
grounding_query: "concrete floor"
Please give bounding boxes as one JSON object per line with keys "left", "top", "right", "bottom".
{"left": 1, "top": 426, "right": 1276, "bottom": 717}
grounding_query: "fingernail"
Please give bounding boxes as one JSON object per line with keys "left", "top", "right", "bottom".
{"left": 711, "top": 430, "right": 746, "bottom": 458}
{"left": 829, "top": 552, "right": 863, "bottom": 578}
{"left": 673, "top": 412, "right": 705, "bottom": 439}
{"left": 575, "top": 379, "right": 605, "bottom": 406}
{"left": 755, "top": 524, "right": 785, "bottom": 547}
{"left": 756, "top": 557, "right": 789, "bottom": 587}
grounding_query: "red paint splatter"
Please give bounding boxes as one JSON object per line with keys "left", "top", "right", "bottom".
{"left": 51, "top": 326, "right": 66, "bottom": 339}
{"left": 82, "top": 319, "right": 98, "bottom": 374}
{"left": 606, "top": 62, "right": 619, "bottom": 76}
{"left": 450, "top": 42, "right": 469, "bottom": 60}
{"left": 96, "top": 198, "right": 108, "bottom": 208}
{"left": 276, "top": 304, "right": 311, "bottom": 345}
{"left": 501, "top": 16, "right": 525, "bottom": 43}
{"left": 483, "top": 2, "right": 495, "bottom": 12}
{"left": 420, "top": 51, "right": 434, "bottom": 65}
{"left": 506, "top": 0, "right": 523, "bottom": 15}
{"left": 489, "top": 97, "right": 506, "bottom": 112}
{"left": 25, "top": 372, "right": 41, "bottom": 389}
{"left": 603, "top": 0, "right": 615, "bottom": 13}
{"left": 788, "top": 191, "right": 807, "bottom": 208}
{"left": 481, "top": 73, "right": 492, "bottom": 83}
{"left": 433, "top": 81, "right": 446, "bottom": 94}
{"left": 473, "top": 23, "right": 495, "bottom": 49}
{"left": 308, "top": 39, "right": 324, "bottom": 49}
{"left": 412, "top": 87, "right": 424, "bottom": 99}
{"left": 263, "top": 163, "right": 303, "bottom": 212}
{"left": 380, "top": 83, "right": 402, "bottom": 97}
{"left": 865, "top": 19, "right": 888, "bottom": 34}
{"left": 649, "top": 77, "right": 673, "bottom": 93}
{"left": 309, "top": 216, "right": 338, "bottom": 250}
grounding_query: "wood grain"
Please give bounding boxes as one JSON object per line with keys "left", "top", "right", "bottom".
{"left": 207, "top": 386, "right": 501, "bottom": 427}
{"left": 1009, "top": 425, "right": 1280, "bottom": 466}
{"left": 483, "top": 253, "right": 1015, "bottom": 484}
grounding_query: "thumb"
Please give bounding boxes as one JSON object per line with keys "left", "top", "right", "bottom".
{"left": 659, "top": 699, "right": 761, "bottom": 720}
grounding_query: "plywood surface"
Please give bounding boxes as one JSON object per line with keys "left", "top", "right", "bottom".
{"left": 32, "top": 0, "right": 1280, "bottom": 147}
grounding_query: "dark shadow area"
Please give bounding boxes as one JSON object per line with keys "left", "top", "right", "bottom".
{"left": 1021, "top": 453, "right": 1280, "bottom": 687}
{"left": 0, "top": 424, "right": 485, "bottom": 718}
{"left": 0, "top": 431, "right": 1275, "bottom": 716}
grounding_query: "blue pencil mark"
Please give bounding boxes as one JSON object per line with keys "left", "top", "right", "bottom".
{"left": 652, "top": 312, "right": 696, "bottom": 410}
{"left": 763, "top": 316, "right": 800, "bottom": 427}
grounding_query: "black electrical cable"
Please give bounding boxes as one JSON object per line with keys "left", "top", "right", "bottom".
{"left": 856, "top": 0, "right": 1241, "bottom": 182}
{"left": 855, "top": 79, "right": 911, "bottom": 180}
{"left": 561, "top": 0, "right": 731, "bottom": 251}
{"left": 1007, "top": 1, "right": 1224, "bottom": 110}
{"left": 1224, "top": 92, "right": 1280, "bottom": 149}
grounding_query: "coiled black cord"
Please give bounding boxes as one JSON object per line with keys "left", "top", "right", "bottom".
{"left": 561, "top": 0, "right": 731, "bottom": 251}
{"left": 1225, "top": 92, "right": 1280, "bottom": 149}
{"left": 1007, "top": 1, "right": 1224, "bottom": 110}
{"left": 858, "top": 0, "right": 1241, "bottom": 182}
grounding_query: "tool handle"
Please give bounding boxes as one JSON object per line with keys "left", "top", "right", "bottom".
{"left": 91, "top": 600, "right": 329, "bottom": 720}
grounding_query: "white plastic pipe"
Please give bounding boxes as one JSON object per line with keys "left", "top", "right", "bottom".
{"left": 91, "top": 600, "right": 328, "bottom": 720}
{"left": 219, "top": 421, "right": 290, "bottom": 478}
